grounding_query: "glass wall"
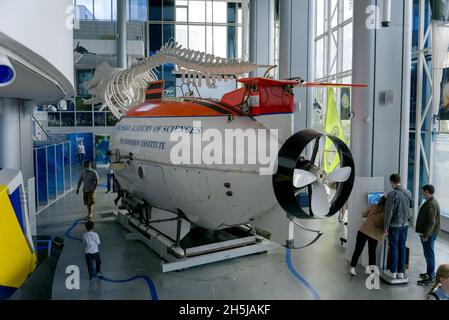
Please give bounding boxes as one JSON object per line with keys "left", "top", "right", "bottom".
{"left": 148, "top": 0, "right": 242, "bottom": 57}
{"left": 409, "top": 0, "right": 433, "bottom": 202}
{"left": 148, "top": 0, "right": 244, "bottom": 94}
{"left": 313, "top": 0, "right": 353, "bottom": 137}
{"left": 420, "top": 0, "right": 449, "bottom": 217}
{"left": 409, "top": 56, "right": 432, "bottom": 195}
{"left": 73, "top": 1, "right": 244, "bottom": 97}
{"left": 33, "top": 142, "right": 73, "bottom": 212}
{"left": 47, "top": 69, "right": 118, "bottom": 127}
{"left": 75, "top": 0, "right": 148, "bottom": 21}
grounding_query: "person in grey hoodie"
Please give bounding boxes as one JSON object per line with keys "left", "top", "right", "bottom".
{"left": 384, "top": 174, "right": 413, "bottom": 279}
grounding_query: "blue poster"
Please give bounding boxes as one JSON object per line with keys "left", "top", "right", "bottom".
{"left": 66, "top": 133, "right": 94, "bottom": 165}
{"left": 95, "top": 135, "right": 110, "bottom": 166}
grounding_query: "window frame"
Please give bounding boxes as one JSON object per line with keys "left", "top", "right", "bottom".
{"left": 313, "top": 0, "right": 353, "bottom": 132}
{"left": 148, "top": 0, "right": 244, "bottom": 58}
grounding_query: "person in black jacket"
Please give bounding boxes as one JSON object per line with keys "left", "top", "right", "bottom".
{"left": 416, "top": 184, "right": 441, "bottom": 286}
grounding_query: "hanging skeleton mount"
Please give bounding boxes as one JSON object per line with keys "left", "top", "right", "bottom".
{"left": 83, "top": 41, "right": 273, "bottom": 119}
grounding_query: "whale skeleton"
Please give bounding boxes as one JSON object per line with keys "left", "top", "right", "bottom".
{"left": 83, "top": 40, "right": 273, "bottom": 119}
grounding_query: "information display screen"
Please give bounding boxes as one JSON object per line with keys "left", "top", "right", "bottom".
{"left": 368, "top": 192, "right": 384, "bottom": 206}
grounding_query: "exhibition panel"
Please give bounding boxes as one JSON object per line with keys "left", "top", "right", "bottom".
{"left": 33, "top": 141, "right": 73, "bottom": 212}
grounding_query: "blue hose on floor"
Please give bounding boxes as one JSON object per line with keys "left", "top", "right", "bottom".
{"left": 64, "top": 218, "right": 159, "bottom": 300}
{"left": 285, "top": 248, "right": 320, "bottom": 300}
{"left": 64, "top": 218, "right": 84, "bottom": 242}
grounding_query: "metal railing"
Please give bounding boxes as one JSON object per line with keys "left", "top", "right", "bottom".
{"left": 74, "top": 20, "right": 145, "bottom": 40}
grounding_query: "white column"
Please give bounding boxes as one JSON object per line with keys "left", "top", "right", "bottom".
{"left": 241, "top": 0, "right": 250, "bottom": 60}
{"left": 401, "top": 1, "right": 413, "bottom": 194}
{"left": 350, "top": 0, "right": 412, "bottom": 191}
{"left": 249, "top": 0, "right": 275, "bottom": 77}
{"left": 0, "top": 98, "right": 34, "bottom": 181}
{"left": 117, "top": 0, "right": 128, "bottom": 68}
{"left": 413, "top": 0, "right": 427, "bottom": 219}
{"left": 0, "top": 98, "right": 21, "bottom": 169}
{"left": 279, "top": 0, "right": 313, "bottom": 132}
{"left": 350, "top": 0, "right": 376, "bottom": 177}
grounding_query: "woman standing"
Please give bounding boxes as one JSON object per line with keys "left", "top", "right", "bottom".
{"left": 349, "top": 196, "right": 386, "bottom": 276}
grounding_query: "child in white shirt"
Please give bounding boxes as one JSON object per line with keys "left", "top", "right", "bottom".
{"left": 82, "top": 220, "right": 102, "bottom": 281}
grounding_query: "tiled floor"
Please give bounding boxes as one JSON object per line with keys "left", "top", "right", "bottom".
{"left": 37, "top": 169, "right": 449, "bottom": 300}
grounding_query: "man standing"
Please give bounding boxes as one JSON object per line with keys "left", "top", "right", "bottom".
{"left": 106, "top": 159, "right": 114, "bottom": 193}
{"left": 384, "top": 174, "right": 413, "bottom": 280}
{"left": 77, "top": 141, "right": 86, "bottom": 166}
{"left": 416, "top": 184, "right": 441, "bottom": 286}
{"left": 76, "top": 161, "right": 99, "bottom": 220}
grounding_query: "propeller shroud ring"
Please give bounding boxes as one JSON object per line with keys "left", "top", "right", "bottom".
{"left": 272, "top": 129, "right": 355, "bottom": 219}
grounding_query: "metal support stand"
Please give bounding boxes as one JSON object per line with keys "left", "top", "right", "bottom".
{"left": 116, "top": 209, "right": 279, "bottom": 273}
{"left": 176, "top": 215, "right": 182, "bottom": 247}
{"left": 380, "top": 237, "right": 410, "bottom": 285}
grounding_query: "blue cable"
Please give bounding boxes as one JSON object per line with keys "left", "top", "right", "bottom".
{"left": 64, "top": 217, "right": 158, "bottom": 300}
{"left": 64, "top": 218, "right": 84, "bottom": 242}
{"left": 285, "top": 248, "right": 320, "bottom": 300}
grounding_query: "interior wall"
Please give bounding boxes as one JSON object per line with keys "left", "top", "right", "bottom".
{"left": 351, "top": 0, "right": 412, "bottom": 192}
{"left": 0, "top": 0, "right": 74, "bottom": 87}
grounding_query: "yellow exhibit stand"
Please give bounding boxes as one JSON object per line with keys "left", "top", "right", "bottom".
{"left": 0, "top": 182, "right": 36, "bottom": 294}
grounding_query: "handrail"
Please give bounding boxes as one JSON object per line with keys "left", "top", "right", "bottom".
{"left": 32, "top": 115, "right": 50, "bottom": 140}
